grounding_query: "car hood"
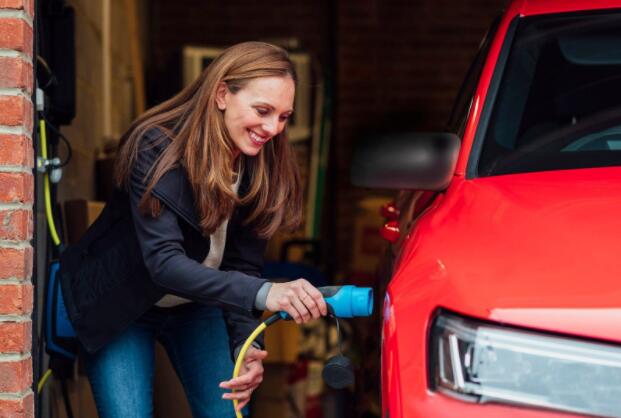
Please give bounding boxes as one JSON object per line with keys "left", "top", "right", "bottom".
{"left": 395, "top": 166, "right": 621, "bottom": 343}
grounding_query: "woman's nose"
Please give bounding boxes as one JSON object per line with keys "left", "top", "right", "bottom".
{"left": 263, "top": 117, "right": 279, "bottom": 136}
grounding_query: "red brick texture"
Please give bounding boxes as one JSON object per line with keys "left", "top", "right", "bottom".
{"left": 0, "top": 210, "right": 33, "bottom": 241}
{"left": 0, "top": 0, "right": 34, "bottom": 18}
{"left": 0, "top": 392, "right": 34, "bottom": 418}
{"left": 0, "top": 284, "right": 33, "bottom": 315}
{"left": 0, "top": 18, "right": 32, "bottom": 54}
{"left": 0, "top": 4, "right": 35, "bottom": 415}
{"left": 0, "top": 247, "right": 33, "bottom": 279}
{"left": 0, "top": 96, "right": 33, "bottom": 131}
{"left": 0, "top": 322, "right": 31, "bottom": 353}
{"left": 0, "top": 135, "right": 33, "bottom": 167}
{"left": 0, "top": 173, "right": 34, "bottom": 204}
{"left": 0, "top": 58, "right": 33, "bottom": 93}
{"left": 0, "top": 358, "right": 32, "bottom": 393}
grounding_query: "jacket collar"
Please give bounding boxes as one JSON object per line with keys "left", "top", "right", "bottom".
{"left": 151, "top": 159, "right": 252, "bottom": 234}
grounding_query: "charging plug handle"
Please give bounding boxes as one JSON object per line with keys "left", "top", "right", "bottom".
{"left": 278, "top": 285, "right": 374, "bottom": 320}
{"left": 319, "top": 285, "right": 373, "bottom": 318}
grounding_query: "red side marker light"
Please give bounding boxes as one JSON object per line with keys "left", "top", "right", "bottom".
{"left": 380, "top": 220, "right": 400, "bottom": 243}
{"left": 380, "top": 201, "right": 400, "bottom": 220}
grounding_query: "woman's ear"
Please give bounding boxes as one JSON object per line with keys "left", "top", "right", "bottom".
{"left": 215, "top": 82, "right": 228, "bottom": 111}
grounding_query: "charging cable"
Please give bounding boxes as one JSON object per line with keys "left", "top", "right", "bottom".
{"left": 37, "top": 369, "right": 53, "bottom": 394}
{"left": 37, "top": 118, "right": 59, "bottom": 395}
{"left": 36, "top": 118, "right": 65, "bottom": 395}
{"left": 230, "top": 285, "right": 373, "bottom": 417}
{"left": 37, "top": 119, "right": 62, "bottom": 248}
{"left": 231, "top": 313, "right": 282, "bottom": 417}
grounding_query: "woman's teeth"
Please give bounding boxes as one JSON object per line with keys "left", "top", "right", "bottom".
{"left": 248, "top": 130, "right": 269, "bottom": 145}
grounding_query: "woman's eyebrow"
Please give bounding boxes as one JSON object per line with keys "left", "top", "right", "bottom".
{"left": 253, "top": 101, "right": 294, "bottom": 114}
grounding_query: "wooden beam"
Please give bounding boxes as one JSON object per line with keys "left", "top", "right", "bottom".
{"left": 102, "top": 0, "right": 112, "bottom": 138}
{"left": 124, "top": 0, "right": 146, "bottom": 116}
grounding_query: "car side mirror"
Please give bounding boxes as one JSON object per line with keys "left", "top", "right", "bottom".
{"left": 350, "top": 132, "right": 460, "bottom": 190}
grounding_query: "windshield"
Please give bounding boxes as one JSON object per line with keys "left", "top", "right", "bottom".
{"left": 477, "top": 10, "right": 621, "bottom": 176}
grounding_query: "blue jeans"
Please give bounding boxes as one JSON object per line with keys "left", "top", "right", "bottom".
{"left": 84, "top": 304, "right": 239, "bottom": 418}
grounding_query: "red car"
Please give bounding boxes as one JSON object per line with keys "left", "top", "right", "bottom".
{"left": 352, "top": 1, "right": 621, "bottom": 417}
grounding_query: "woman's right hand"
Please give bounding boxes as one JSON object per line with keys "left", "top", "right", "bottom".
{"left": 265, "top": 279, "right": 328, "bottom": 324}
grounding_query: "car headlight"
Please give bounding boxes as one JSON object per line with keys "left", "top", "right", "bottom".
{"left": 429, "top": 311, "right": 621, "bottom": 418}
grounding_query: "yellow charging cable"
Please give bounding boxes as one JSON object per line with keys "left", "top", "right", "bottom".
{"left": 37, "top": 369, "right": 53, "bottom": 394}
{"left": 39, "top": 119, "right": 62, "bottom": 247}
{"left": 231, "top": 314, "right": 282, "bottom": 418}
{"left": 37, "top": 119, "right": 63, "bottom": 395}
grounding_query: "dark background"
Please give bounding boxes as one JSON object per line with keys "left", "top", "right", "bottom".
{"left": 145, "top": 0, "right": 504, "bottom": 276}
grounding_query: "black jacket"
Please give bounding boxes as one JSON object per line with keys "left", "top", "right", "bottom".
{"left": 60, "top": 129, "right": 268, "bottom": 354}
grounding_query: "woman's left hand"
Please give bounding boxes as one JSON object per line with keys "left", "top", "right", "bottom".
{"left": 219, "top": 346, "right": 268, "bottom": 412}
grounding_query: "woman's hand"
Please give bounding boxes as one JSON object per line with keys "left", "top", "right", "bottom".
{"left": 220, "top": 346, "right": 268, "bottom": 413}
{"left": 265, "top": 279, "right": 328, "bottom": 324}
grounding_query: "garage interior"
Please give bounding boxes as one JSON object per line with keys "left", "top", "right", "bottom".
{"left": 34, "top": 0, "right": 502, "bottom": 417}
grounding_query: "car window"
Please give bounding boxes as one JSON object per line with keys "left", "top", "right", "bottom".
{"left": 447, "top": 17, "right": 500, "bottom": 137}
{"left": 477, "top": 10, "right": 621, "bottom": 176}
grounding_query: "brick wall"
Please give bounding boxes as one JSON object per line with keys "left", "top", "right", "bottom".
{"left": 0, "top": 0, "right": 35, "bottom": 417}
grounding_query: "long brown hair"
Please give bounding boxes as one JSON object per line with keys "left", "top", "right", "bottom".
{"left": 115, "top": 41, "right": 302, "bottom": 238}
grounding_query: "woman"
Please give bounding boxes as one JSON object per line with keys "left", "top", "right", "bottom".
{"left": 59, "top": 41, "right": 327, "bottom": 417}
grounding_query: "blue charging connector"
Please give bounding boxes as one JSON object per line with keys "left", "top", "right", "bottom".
{"left": 278, "top": 285, "right": 373, "bottom": 320}
{"left": 320, "top": 285, "right": 373, "bottom": 318}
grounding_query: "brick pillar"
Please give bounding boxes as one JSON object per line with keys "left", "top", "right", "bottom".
{"left": 0, "top": 0, "right": 35, "bottom": 417}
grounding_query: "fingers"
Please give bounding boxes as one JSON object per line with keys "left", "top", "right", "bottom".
{"left": 221, "top": 359, "right": 265, "bottom": 411}
{"left": 290, "top": 279, "right": 327, "bottom": 322}
{"left": 285, "top": 280, "right": 328, "bottom": 323}
{"left": 274, "top": 283, "right": 306, "bottom": 323}
{"left": 220, "top": 373, "right": 252, "bottom": 390}
{"left": 265, "top": 280, "right": 329, "bottom": 322}
{"left": 243, "top": 347, "right": 268, "bottom": 361}
{"left": 222, "top": 388, "right": 251, "bottom": 401}
{"left": 302, "top": 281, "right": 328, "bottom": 316}
{"left": 297, "top": 289, "right": 319, "bottom": 320}
{"left": 220, "top": 368, "right": 261, "bottom": 390}
{"left": 220, "top": 347, "right": 266, "bottom": 390}
{"left": 277, "top": 296, "right": 302, "bottom": 323}
{"left": 220, "top": 357, "right": 264, "bottom": 391}
{"left": 237, "top": 398, "right": 250, "bottom": 412}
{"left": 290, "top": 292, "right": 312, "bottom": 324}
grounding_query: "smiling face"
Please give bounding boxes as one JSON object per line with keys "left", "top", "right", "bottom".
{"left": 215, "top": 75, "right": 295, "bottom": 157}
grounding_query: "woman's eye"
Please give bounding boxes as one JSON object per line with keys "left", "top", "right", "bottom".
{"left": 279, "top": 115, "right": 290, "bottom": 122}
{"left": 256, "top": 108, "right": 269, "bottom": 116}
